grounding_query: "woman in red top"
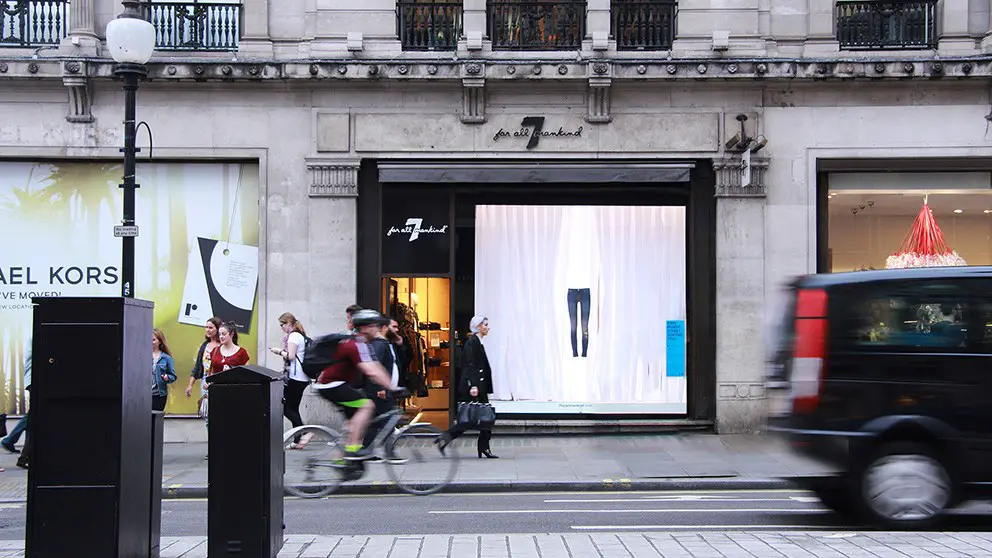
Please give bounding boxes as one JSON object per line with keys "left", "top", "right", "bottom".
{"left": 211, "top": 321, "right": 250, "bottom": 373}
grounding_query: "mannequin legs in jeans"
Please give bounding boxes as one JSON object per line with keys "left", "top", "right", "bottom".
{"left": 567, "top": 288, "right": 591, "bottom": 357}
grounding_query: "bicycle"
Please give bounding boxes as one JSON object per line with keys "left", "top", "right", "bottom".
{"left": 282, "top": 396, "right": 459, "bottom": 497}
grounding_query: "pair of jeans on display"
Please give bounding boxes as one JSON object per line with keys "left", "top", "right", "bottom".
{"left": 567, "top": 288, "right": 591, "bottom": 358}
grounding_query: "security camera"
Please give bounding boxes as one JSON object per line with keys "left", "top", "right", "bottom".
{"left": 749, "top": 135, "right": 768, "bottom": 153}
{"left": 725, "top": 132, "right": 744, "bottom": 150}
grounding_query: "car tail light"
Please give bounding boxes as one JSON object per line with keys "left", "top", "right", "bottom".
{"left": 791, "top": 288, "right": 828, "bottom": 414}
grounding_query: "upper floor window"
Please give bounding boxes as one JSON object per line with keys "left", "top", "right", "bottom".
{"left": 836, "top": 0, "right": 937, "bottom": 50}
{"left": 0, "top": 0, "right": 69, "bottom": 48}
{"left": 397, "top": 0, "right": 462, "bottom": 51}
{"left": 612, "top": 0, "right": 676, "bottom": 50}
{"left": 488, "top": 0, "right": 586, "bottom": 50}
{"left": 145, "top": 0, "right": 241, "bottom": 51}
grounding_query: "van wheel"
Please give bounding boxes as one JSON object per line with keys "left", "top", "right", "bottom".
{"left": 853, "top": 442, "right": 952, "bottom": 530}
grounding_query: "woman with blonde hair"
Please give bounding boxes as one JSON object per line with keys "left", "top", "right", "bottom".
{"left": 270, "top": 312, "right": 312, "bottom": 448}
{"left": 152, "top": 329, "right": 177, "bottom": 412}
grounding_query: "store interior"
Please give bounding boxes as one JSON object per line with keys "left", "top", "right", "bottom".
{"left": 827, "top": 172, "right": 992, "bottom": 271}
{"left": 382, "top": 277, "right": 452, "bottom": 428}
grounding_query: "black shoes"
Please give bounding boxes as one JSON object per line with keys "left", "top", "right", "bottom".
{"left": 478, "top": 449, "right": 499, "bottom": 459}
{"left": 434, "top": 433, "right": 452, "bottom": 455}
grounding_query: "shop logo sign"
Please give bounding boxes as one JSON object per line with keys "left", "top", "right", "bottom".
{"left": 492, "top": 116, "right": 583, "bottom": 150}
{"left": 387, "top": 218, "right": 449, "bottom": 242}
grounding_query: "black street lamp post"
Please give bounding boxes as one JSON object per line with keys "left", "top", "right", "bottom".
{"left": 106, "top": 0, "right": 155, "bottom": 298}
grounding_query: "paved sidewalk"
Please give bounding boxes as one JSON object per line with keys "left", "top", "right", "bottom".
{"left": 0, "top": 433, "right": 831, "bottom": 500}
{"left": 3, "top": 532, "right": 992, "bottom": 557}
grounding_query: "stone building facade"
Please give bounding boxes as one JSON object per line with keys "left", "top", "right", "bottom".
{"left": 2, "top": 0, "right": 992, "bottom": 433}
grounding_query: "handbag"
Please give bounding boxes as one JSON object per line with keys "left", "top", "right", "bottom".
{"left": 457, "top": 401, "right": 496, "bottom": 429}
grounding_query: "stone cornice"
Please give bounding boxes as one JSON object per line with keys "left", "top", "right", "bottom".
{"left": 0, "top": 56, "right": 990, "bottom": 83}
{"left": 307, "top": 159, "right": 359, "bottom": 198}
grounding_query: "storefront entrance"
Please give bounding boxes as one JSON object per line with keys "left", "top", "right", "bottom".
{"left": 358, "top": 160, "right": 717, "bottom": 428}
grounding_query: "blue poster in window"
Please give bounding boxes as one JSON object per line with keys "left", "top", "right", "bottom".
{"left": 666, "top": 320, "right": 686, "bottom": 378}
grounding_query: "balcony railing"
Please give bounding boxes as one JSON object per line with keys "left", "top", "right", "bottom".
{"left": 145, "top": 1, "right": 241, "bottom": 51}
{"left": 488, "top": 0, "right": 586, "bottom": 50}
{"left": 0, "top": 0, "right": 68, "bottom": 47}
{"left": 398, "top": 1, "right": 462, "bottom": 50}
{"left": 836, "top": 0, "right": 936, "bottom": 50}
{"left": 612, "top": 0, "right": 676, "bottom": 50}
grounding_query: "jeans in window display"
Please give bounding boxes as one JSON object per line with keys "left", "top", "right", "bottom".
{"left": 567, "top": 288, "right": 591, "bottom": 357}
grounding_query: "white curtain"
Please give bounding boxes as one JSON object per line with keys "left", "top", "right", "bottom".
{"left": 475, "top": 205, "right": 686, "bottom": 405}
{"left": 475, "top": 205, "right": 564, "bottom": 401}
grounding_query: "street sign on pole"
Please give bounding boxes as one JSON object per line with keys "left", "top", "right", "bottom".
{"left": 741, "top": 148, "right": 752, "bottom": 188}
{"left": 114, "top": 225, "right": 139, "bottom": 237}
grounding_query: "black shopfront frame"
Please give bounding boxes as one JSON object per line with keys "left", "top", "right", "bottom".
{"left": 357, "top": 159, "right": 717, "bottom": 423}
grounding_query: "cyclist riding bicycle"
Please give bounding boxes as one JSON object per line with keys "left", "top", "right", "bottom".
{"left": 311, "top": 309, "right": 407, "bottom": 461}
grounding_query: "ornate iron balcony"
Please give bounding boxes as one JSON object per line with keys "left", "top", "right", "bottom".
{"left": 398, "top": 1, "right": 462, "bottom": 50}
{"left": 0, "top": 0, "right": 68, "bottom": 47}
{"left": 146, "top": 1, "right": 241, "bottom": 51}
{"left": 489, "top": 0, "right": 586, "bottom": 50}
{"left": 613, "top": 0, "right": 676, "bottom": 50}
{"left": 836, "top": 0, "right": 937, "bottom": 50}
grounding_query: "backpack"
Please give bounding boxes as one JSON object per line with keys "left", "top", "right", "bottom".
{"left": 294, "top": 334, "right": 312, "bottom": 368}
{"left": 300, "top": 333, "right": 353, "bottom": 380}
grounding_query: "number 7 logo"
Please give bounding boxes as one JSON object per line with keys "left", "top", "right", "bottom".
{"left": 521, "top": 116, "right": 545, "bottom": 150}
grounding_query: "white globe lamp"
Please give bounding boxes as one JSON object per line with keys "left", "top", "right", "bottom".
{"left": 106, "top": 1, "right": 155, "bottom": 65}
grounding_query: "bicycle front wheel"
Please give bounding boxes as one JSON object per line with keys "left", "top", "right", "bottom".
{"left": 283, "top": 425, "right": 352, "bottom": 498}
{"left": 384, "top": 424, "right": 459, "bottom": 495}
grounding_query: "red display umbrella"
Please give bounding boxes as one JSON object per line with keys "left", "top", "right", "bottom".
{"left": 885, "top": 199, "right": 967, "bottom": 269}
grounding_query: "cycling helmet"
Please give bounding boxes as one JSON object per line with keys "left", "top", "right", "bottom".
{"left": 351, "top": 309, "right": 384, "bottom": 328}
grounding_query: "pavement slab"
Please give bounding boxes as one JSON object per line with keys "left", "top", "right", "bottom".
{"left": 0, "top": 433, "right": 832, "bottom": 500}
{"left": 2, "top": 533, "right": 991, "bottom": 557}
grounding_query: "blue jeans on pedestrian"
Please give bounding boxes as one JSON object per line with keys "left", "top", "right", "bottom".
{"left": 3, "top": 415, "right": 28, "bottom": 446}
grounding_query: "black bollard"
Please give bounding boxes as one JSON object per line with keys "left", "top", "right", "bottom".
{"left": 26, "top": 297, "right": 155, "bottom": 558}
{"left": 206, "top": 364, "right": 285, "bottom": 557}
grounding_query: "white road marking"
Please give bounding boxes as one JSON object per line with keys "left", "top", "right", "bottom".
{"left": 545, "top": 496, "right": 820, "bottom": 504}
{"left": 570, "top": 524, "right": 846, "bottom": 531}
{"left": 429, "top": 508, "right": 829, "bottom": 515}
{"left": 789, "top": 496, "right": 822, "bottom": 503}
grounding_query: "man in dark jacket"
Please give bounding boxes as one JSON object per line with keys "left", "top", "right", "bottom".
{"left": 362, "top": 317, "right": 406, "bottom": 460}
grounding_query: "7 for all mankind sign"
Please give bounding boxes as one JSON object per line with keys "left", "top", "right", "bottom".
{"left": 492, "top": 116, "right": 584, "bottom": 149}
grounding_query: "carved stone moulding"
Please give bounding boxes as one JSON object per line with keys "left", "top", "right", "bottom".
{"left": 714, "top": 156, "right": 769, "bottom": 198}
{"left": 0, "top": 59, "right": 989, "bottom": 82}
{"left": 307, "top": 159, "right": 360, "bottom": 198}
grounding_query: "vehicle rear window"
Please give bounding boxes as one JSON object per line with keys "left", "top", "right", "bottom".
{"left": 834, "top": 282, "right": 970, "bottom": 351}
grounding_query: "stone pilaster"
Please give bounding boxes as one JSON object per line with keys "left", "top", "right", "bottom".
{"left": 61, "top": 0, "right": 98, "bottom": 55}
{"left": 939, "top": 0, "right": 975, "bottom": 53}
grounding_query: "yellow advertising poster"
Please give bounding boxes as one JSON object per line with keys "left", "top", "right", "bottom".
{"left": 0, "top": 161, "right": 260, "bottom": 415}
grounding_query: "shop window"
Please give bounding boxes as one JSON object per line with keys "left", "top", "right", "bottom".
{"left": 826, "top": 172, "right": 992, "bottom": 273}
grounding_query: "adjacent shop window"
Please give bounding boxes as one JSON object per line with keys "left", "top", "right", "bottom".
{"left": 473, "top": 205, "right": 687, "bottom": 414}
{"left": 826, "top": 172, "right": 992, "bottom": 272}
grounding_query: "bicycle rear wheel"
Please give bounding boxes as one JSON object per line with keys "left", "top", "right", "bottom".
{"left": 384, "top": 424, "right": 459, "bottom": 495}
{"left": 283, "top": 425, "right": 353, "bottom": 498}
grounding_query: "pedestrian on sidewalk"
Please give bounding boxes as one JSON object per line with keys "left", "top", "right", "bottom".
{"left": 211, "top": 322, "right": 250, "bottom": 373}
{"left": 185, "top": 317, "right": 222, "bottom": 422}
{"left": 0, "top": 342, "right": 31, "bottom": 470}
{"left": 438, "top": 316, "right": 498, "bottom": 459}
{"left": 362, "top": 317, "right": 406, "bottom": 460}
{"left": 151, "top": 329, "right": 177, "bottom": 412}
{"left": 271, "top": 312, "right": 312, "bottom": 449}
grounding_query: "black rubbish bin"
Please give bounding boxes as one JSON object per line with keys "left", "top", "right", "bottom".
{"left": 26, "top": 297, "right": 155, "bottom": 558}
{"left": 150, "top": 410, "right": 165, "bottom": 558}
{"left": 206, "top": 364, "right": 285, "bottom": 557}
